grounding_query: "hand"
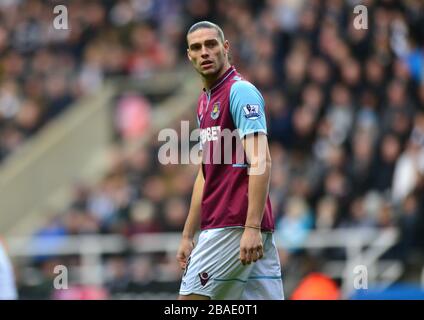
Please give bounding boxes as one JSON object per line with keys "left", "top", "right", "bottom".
{"left": 176, "top": 237, "right": 195, "bottom": 270}
{"left": 239, "top": 228, "right": 263, "bottom": 265}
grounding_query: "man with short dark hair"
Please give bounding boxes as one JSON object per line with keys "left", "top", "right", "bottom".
{"left": 176, "top": 21, "right": 284, "bottom": 300}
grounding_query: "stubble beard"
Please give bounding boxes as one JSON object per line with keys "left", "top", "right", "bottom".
{"left": 199, "top": 60, "right": 226, "bottom": 82}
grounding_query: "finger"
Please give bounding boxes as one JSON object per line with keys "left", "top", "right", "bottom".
{"left": 240, "top": 248, "right": 246, "bottom": 265}
{"left": 177, "top": 259, "right": 185, "bottom": 269}
{"left": 184, "top": 251, "right": 191, "bottom": 260}
{"left": 245, "top": 249, "right": 253, "bottom": 265}
{"left": 179, "top": 260, "right": 186, "bottom": 270}
{"left": 176, "top": 256, "right": 186, "bottom": 268}
{"left": 176, "top": 253, "right": 185, "bottom": 262}
{"left": 252, "top": 250, "right": 259, "bottom": 263}
{"left": 257, "top": 246, "right": 264, "bottom": 260}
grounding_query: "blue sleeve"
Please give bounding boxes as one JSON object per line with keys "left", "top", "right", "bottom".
{"left": 229, "top": 80, "right": 267, "bottom": 138}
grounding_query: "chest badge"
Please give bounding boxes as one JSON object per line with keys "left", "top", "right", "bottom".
{"left": 210, "top": 102, "right": 220, "bottom": 120}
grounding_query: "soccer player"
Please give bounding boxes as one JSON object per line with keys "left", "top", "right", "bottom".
{"left": 176, "top": 21, "right": 284, "bottom": 300}
{"left": 0, "top": 237, "right": 18, "bottom": 300}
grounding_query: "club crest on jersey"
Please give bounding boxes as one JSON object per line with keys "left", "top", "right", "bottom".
{"left": 243, "top": 104, "right": 261, "bottom": 120}
{"left": 210, "top": 102, "right": 220, "bottom": 120}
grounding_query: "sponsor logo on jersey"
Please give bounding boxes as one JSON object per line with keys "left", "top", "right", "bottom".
{"left": 200, "top": 126, "right": 221, "bottom": 144}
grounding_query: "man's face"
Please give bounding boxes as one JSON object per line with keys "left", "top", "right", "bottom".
{"left": 187, "top": 28, "right": 229, "bottom": 78}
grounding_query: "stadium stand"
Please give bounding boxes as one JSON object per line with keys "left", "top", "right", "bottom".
{"left": 0, "top": 0, "right": 423, "bottom": 299}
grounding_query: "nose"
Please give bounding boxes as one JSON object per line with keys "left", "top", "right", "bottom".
{"left": 200, "top": 46, "right": 209, "bottom": 58}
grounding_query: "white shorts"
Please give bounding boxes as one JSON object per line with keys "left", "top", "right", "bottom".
{"left": 0, "top": 243, "right": 17, "bottom": 300}
{"left": 179, "top": 227, "right": 284, "bottom": 300}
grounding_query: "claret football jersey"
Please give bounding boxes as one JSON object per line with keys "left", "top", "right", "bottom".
{"left": 196, "top": 66, "right": 274, "bottom": 231}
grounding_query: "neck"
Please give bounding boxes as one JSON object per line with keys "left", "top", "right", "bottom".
{"left": 202, "top": 61, "right": 231, "bottom": 90}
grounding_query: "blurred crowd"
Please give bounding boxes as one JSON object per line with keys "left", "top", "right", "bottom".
{"left": 0, "top": 0, "right": 183, "bottom": 162}
{"left": 4, "top": 0, "right": 424, "bottom": 299}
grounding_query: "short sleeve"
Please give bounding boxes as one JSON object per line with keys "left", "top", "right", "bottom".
{"left": 229, "top": 80, "right": 267, "bottom": 139}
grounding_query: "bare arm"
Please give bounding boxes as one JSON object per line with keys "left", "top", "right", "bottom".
{"left": 176, "top": 164, "right": 204, "bottom": 269}
{"left": 240, "top": 133, "right": 272, "bottom": 265}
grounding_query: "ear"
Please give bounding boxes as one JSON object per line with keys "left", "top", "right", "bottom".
{"left": 187, "top": 48, "right": 192, "bottom": 62}
{"left": 223, "top": 40, "right": 230, "bottom": 55}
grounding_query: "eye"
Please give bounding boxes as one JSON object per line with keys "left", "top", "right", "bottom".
{"left": 190, "top": 44, "right": 201, "bottom": 51}
{"left": 205, "top": 40, "right": 217, "bottom": 48}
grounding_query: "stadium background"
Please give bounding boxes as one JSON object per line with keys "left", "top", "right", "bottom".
{"left": 0, "top": 0, "right": 423, "bottom": 299}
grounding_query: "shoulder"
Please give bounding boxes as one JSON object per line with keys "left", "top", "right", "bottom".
{"left": 229, "top": 79, "right": 264, "bottom": 111}
{"left": 230, "top": 79, "right": 261, "bottom": 97}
